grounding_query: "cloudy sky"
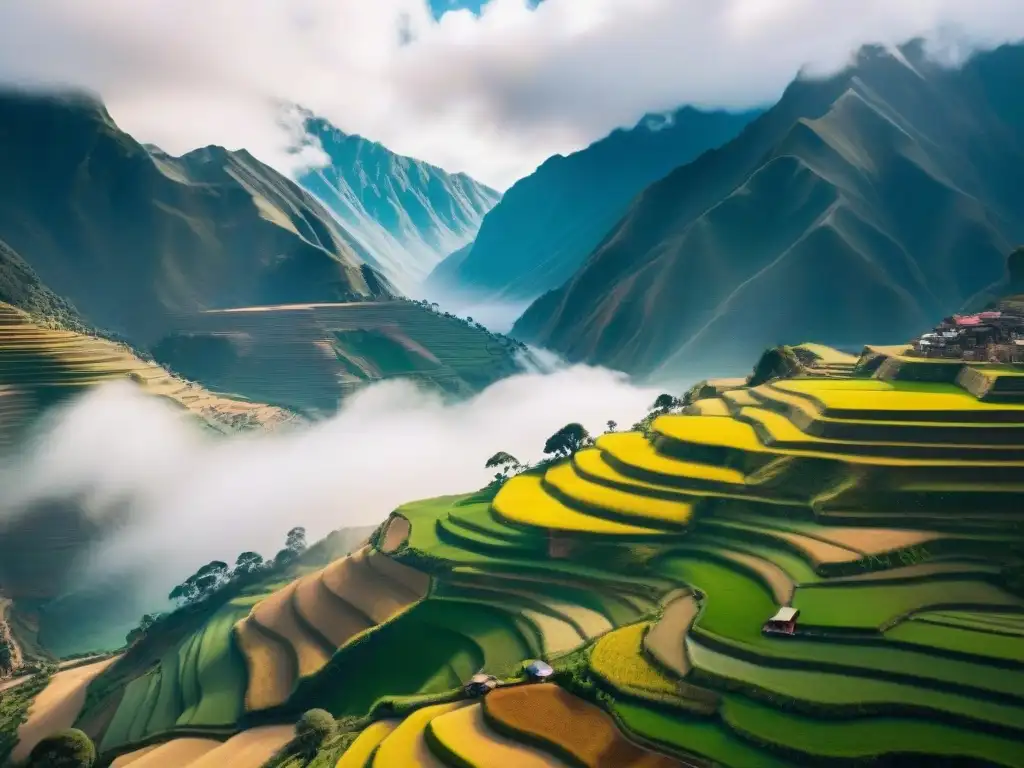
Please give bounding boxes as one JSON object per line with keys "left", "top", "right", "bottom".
{"left": 1, "top": 0, "right": 1023, "bottom": 189}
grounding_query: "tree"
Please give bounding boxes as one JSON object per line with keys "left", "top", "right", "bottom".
{"left": 605, "top": 420, "right": 617, "bottom": 433}
{"left": 168, "top": 582, "right": 195, "bottom": 605}
{"left": 28, "top": 728, "right": 97, "bottom": 767}
{"left": 294, "top": 708, "right": 336, "bottom": 760}
{"left": 651, "top": 393, "right": 679, "bottom": 412}
{"left": 233, "top": 551, "right": 265, "bottom": 577}
{"left": 286, "top": 527, "right": 307, "bottom": 555}
{"left": 125, "top": 614, "right": 160, "bottom": 647}
{"left": 168, "top": 560, "right": 231, "bottom": 606}
{"left": 274, "top": 548, "right": 297, "bottom": 568}
{"left": 543, "top": 423, "right": 591, "bottom": 458}
{"left": 466, "top": 316, "right": 474, "bottom": 324}
{"left": 485, "top": 451, "right": 520, "bottom": 478}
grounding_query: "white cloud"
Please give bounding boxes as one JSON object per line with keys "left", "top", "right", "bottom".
{"left": 0, "top": 1, "right": 1022, "bottom": 189}
{"left": 0, "top": 366, "right": 663, "bottom": 603}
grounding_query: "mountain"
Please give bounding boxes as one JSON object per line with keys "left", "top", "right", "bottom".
{"left": 966, "top": 245, "right": 1024, "bottom": 310}
{"left": 0, "top": 239, "right": 89, "bottom": 333}
{"left": 513, "top": 42, "right": 1024, "bottom": 379}
{"left": 424, "top": 106, "right": 760, "bottom": 304}
{"left": 0, "top": 91, "right": 394, "bottom": 347}
{"left": 299, "top": 117, "right": 501, "bottom": 288}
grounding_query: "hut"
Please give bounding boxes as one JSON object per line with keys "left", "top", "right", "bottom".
{"left": 523, "top": 660, "right": 554, "bottom": 682}
{"left": 762, "top": 607, "right": 799, "bottom": 636}
{"left": 464, "top": 673, "right": 498, "bottom": 697}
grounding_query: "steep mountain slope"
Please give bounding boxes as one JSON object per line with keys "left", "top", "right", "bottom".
{"left": 514, "top": 43, "right": 1024, "bottom": 379}
{"left": 299, "top": 118, "right": 500, "bottom": 287}
{"left": 0, "top": 91, "right": 393, "bottom": 347}
{"left": 0, "top": 239, "right": 89, "bottom": 334}
{"left": 425, "top": 107, "right": 759, "bottom": 303}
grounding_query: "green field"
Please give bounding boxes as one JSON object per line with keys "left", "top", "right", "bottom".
{"left": 98, "top": 602, "right": 250, "bottom": 752}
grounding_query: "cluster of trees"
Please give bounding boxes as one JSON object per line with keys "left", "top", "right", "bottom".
{"left": 124, "top": 527, "right": 309, "bottom": 648}
{"left": 0, "top": 637, "right": 11, "bottom": 674}
{"left": 485, "top": 420, "right": 605, "bottom": 484}
{"left": 407, "top": 298, "right": 528, "bottom": 351}
{"left": 631, "top": 393, "right": 683, "bottom": 434}
{"left": 485, "top": 397, "right": 685, "bottom": 483}
{"left": 168, "top": 526, "right": 307, "bottom": 607}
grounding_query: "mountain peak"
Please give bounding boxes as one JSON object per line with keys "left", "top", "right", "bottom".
{"left": 425, "top": 104, "right": 760, "bottom": 305}
{"left": 298, "top": 115, "right": 501, "bottom": 287}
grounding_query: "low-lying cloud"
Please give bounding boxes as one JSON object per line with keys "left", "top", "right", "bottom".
{"left": 1, "top": 1, "right": 1023, "bottom": 188}
{"left": 0, "top": 365, "right": 663, "bottom": 604}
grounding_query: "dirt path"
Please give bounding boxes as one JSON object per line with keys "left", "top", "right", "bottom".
{"left": 0, "top": 653, "right": 113, "bottom": 694}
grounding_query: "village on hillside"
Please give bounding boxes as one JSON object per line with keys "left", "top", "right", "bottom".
{"left": 909, "top": 307, "right": 1024, "bottom": 363}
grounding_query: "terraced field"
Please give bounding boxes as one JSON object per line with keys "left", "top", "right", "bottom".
{"left": 0, "top": 302, "right": 296, "bottom": 432}
{"left": 16, "top": 345, "right": 1024, "bottom": 766}
{"left": 153, "top": 301, "right": 525, "bottom": 414}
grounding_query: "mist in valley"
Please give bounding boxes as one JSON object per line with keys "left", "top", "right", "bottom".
{"left": 0, "top": 364, "right": 666, "bottom": 648}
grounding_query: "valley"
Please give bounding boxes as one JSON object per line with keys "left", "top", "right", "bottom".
{"left": 5, "top": 341, "right": 1023, "bottom": 767}
{"left": 1, "top": 15, "right": 1023, "bottom": 768}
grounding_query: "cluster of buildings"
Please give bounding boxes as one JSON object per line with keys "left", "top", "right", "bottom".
{"left": 910, "top": 309, "right": 1024, "bottom": 363}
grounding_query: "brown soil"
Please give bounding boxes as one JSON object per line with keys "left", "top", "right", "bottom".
{"left": 291, "top": 571, "right": 372, "bottom": 648}
{"left": 484, "top": 683, "right": 686, "bottom": 767}
{"left": 644, "top": 592, "right": 699, "bottom": 678}
{"left": 380, "top": 515, "right": 412, "bottom": 553}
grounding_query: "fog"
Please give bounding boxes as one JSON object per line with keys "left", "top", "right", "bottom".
{"left": 0, "top": 365, "right": 663, "bottom": 606}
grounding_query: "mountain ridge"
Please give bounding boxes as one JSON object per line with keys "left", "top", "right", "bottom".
{"left": 513, "top": 42, "right": 1024, "bottom": 379}
{"left": 424, "top": 105, "right": 760, "bottom": 305}
{"left": 299, "top": 117, "right": 500, "bottom": 288}
{"left": 0, "top": 90, "right": 394, "bottom": 347}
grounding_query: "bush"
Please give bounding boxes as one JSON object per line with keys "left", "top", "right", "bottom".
{"left": 27, "top": 728, "right": 96, "bottom": 767}
{"left": 294, "top": 708, "right": 336, "bottom": 758}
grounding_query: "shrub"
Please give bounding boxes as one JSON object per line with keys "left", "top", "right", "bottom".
{"left": 294, "top": 708, "right": 336, "bottom": 758}
{"left": 27, "top": 728, "right": 96, "bottom": 768}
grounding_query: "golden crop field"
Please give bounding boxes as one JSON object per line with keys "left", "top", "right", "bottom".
{"left": 652, "top": 415, "right": 766, "bottom": 452}
{"left": 427, "top": 702, "right": 565, "bottom": 768}
{"left": 544, "top": 463, "right": 694, "bottom": 527}
{"left": 492, "top": 475, "right": 667, "bottom": 536}
{"left": 589, "top": 623, "right": 678, "bottom": 695}
{"left": 484, "top": 683, "right": 684, "bottom": 767}
{"left": 336, "top": 719, "right": 401, "bottom": 768}
{"left": 777, "top": 379, "right": 1024, "bottom": 414}
{"left": 595, "top": 433, "right": 747, "bottom": 484}
{"left": 371, "top": 700, "right": 472, "bottom": 767}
